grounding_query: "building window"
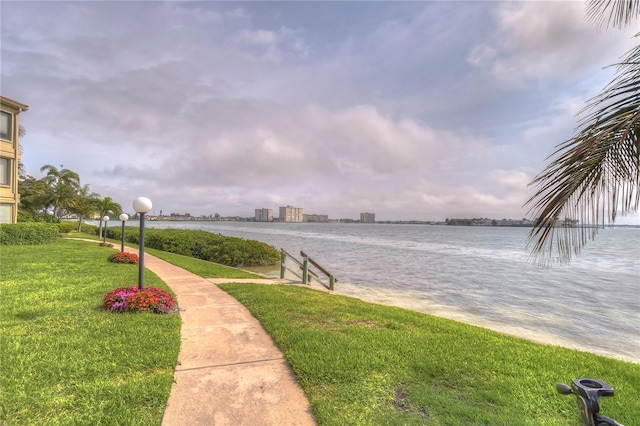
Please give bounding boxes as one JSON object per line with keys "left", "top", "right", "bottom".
{"left": 0, "top": 111, "right": 11, "bottom": 140}
{"left": 0, "top": 203, "right": 11, "bottom": 223}
{"left": 0, "top": 157, "right": 10, "bottom": 185}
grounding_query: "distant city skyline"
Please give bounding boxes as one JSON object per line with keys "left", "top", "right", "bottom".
{"left": 150, "top": 207, "right": 548, "bottom": 225}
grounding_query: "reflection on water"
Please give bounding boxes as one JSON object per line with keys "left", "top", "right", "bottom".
{"left": 141, "top": 221, "right": 640, "bottom": 363}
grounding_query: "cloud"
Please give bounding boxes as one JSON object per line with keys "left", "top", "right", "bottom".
{"left": 490, "top": 169, "right": 533, "bottom": 192}
{"left": 4, "top": 1, "right": 638, "bottom": 223}
{"left": 468, "top": 2, "right": 636, "bottom": 85}
{"left": 64, "top": 95, "right": 509, "bottom": 219}
{"left": 234, "top": 27, "right": 309, "bottom": 62}
{"left": 104, "top": 102, "right": 483, "bottom": 187}
{"left": 236, "top": 29, "right": 278, "bottom": 46}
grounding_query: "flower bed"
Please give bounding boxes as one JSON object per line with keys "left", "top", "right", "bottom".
{"left": 108, "top": 252, "right": 139, "bottom": 264}
{"left": 103, "top": 286, "right": 177, "bottom": 314}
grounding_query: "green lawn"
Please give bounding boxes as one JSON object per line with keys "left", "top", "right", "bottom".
{"left": 145, "top": 247, "right": 263, "bottom": 279}
{"left": 219, "top": 284, "right": 640, "bottom": 426}
{"left": 63, "top": 230, "right": 263, "bottom": 279}
{"left": 3, "top": 236, "right": 638, "bottom": 425}
{"left": 0, "top": 239, "right": 181, "bottom": 425}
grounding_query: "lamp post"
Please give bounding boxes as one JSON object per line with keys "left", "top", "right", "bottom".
{"left": 102, "top": 216, "right": 110, "bottom": 243}
{"left": 47, "top": 210, "right": 53, "bottom": 223}
{"left": 119, "top": 213, "right": 129, "bottom": 252}
{"left": 133, "top": 197, "right": 152, "bottom": 290}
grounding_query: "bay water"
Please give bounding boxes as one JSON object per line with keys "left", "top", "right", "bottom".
{"left": 140, "top": 221, "right": 639, "bottom": 363}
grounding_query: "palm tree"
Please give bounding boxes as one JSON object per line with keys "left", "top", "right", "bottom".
{"left": 526, "top": 0, "right": 639, "bottom": 264}
{"left": 40, "top": 164, "right": 81, "bottom": 217}
{"left": 18, "top": 125, "right": 26, "bottom": 180}
{"left": 18, "top": 175, "right": 51, "bottom": 220}
{"left": 68, "top": 185, "right": 100, "bottom": 232}
{"left": 94, "top": 197, "right": 122, "bottom": 239}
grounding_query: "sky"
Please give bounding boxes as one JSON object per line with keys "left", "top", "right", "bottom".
{"left": 2, "top": 0, "right": 638, "bottom": 222}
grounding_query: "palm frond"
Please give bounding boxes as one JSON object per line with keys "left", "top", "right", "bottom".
{"left": 526, "top": 38, "right": 640, "bottom": 265}
{"left": 587, "top": 0, "right": 640, "bottom": 29}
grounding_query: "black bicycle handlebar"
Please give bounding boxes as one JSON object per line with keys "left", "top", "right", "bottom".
{"left": 556, "top": 378, "right": 623, "bottom": 426}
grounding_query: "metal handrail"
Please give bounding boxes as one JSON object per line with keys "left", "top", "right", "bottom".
{"left": 280, "top": 248, "right": 304, "bottom": 281}
{"left": 279, "top": 249, "right": 337, "bottom": 290}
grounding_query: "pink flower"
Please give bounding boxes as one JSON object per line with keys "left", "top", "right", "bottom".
{"left": 103, "top": 286, "right": 177, "bottom": 314}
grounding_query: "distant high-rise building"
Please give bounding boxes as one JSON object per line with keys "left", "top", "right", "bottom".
{"left": 304, "top": 214, "right": 329, "bottom": 223}
{"left": 279, "top": 206, "right": 303, "bottom": 222}
{"left": 255, "top": 208, "right": 273, "bottom": 222}
{"left": 360, "top": 212, "right": 375, "bottom": 223}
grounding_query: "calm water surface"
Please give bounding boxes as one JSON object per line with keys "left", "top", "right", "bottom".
{"left": 141, "top": 221, "right": 639, "bottom": 363}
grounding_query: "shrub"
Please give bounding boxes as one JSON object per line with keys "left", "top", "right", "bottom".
{"left": 106, "top": 227, "right": 137, "bottom": 244}
{"left": 103, "top": 286, "right": 177, "bottom": 314}
{"left": 56, "top": 222, "right": 77, "bottom": 233}
{"left": 80, "top": 223, "right": 98, "bottom": 234}
{"left": 0, "top": 223, "right": 58, "bottom": 245}
{"left": 17, "top": 209, "right": 35, "bottom": 222}
{"left": 126, "top": 228, "right": 280, "bottom": 266}
{"left": 103, "top": 226, "right": 121, "bottom": 240}
{"left": 108, "top": 252, "right": 139, "bottom": 264}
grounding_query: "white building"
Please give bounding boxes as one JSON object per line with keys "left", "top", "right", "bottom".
{"left": 279, "top": 206, "right": 303, "bottom": 222}
{"left": 255, "top": 208, "right": 273, "bottom": 222}
{"left": 360, "top": 212, "right": 375, "bottom": 223}
{"left": 304, "top": 214, "right": 329, "bottom": 223}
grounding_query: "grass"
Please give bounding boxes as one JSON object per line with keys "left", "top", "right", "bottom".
{"left": 0, "top": 239, "right": 181, "bottom": 425}
{"left": 62, "top": 230, "right": 263, "bottom": 279}
{"left": 4, "top": 233, "right": 639, "bottom": 425}
{"left": 144, "top": 247, "right": 262, "bottom": 279}
{"left": 218, "top": 284, "right": 640, "bottom": 426}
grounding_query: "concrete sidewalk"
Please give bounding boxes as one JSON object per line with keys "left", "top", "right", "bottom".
{"left": 121, "top": 247, "right": 316, "bottom": 425}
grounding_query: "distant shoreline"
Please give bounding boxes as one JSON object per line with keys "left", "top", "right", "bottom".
{"left": 138, "top": 217, "right": 639, "bottom": 228}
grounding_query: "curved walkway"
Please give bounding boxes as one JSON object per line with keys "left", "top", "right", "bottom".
{"left": 118, "top": 246, "right": 316, "bottom": 425}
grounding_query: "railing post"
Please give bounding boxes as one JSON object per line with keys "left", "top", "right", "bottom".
{"left": 280, "top": 250, "right": 286, "bottom": 279}
{"left": 329, "top": 275, "right": 335, "bottom": 290}
{"left": 302, "top": 254, "right": 309, "bottom": 284}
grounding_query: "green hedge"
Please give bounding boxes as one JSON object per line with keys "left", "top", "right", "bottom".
{"left": 80, "top": 223, "right": 99, "bottom": 235}
{"left": 0, "top": 223, "right": 59, "bottom": 245}
{"left": 48, "top": 222, "right": 99, "bottom": 235}
{"left": 57, "top": 222, "right": 77, "bottom": 233}
{"left": 104, "top": 227, "right": 138, "bottom": 243}
{"left": 108, "top": 227, "right": 280, "bottom": 267}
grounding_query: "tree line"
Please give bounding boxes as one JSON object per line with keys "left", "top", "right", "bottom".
{"left": 19, "top": 164, "right": 121, "bottom": 235}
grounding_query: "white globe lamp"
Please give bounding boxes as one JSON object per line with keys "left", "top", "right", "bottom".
{"left": 133, "top": 197, "right": 153, "bottom": 289}
{"left": 118, "top": 213, "right": 129, "bottom": 252}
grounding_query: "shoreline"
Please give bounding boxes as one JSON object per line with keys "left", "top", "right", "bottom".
{"left": 329, "top": 282, "right": 638, "bottom": 364}
{"left": 90, "top": 220, "right": 640, "bottom": 364}
{"left": 246, "top": 265, "right": 639, "bottom": 364}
